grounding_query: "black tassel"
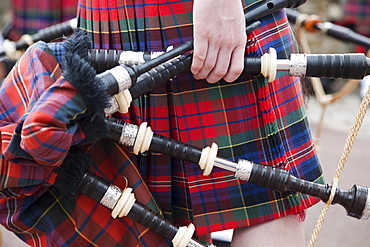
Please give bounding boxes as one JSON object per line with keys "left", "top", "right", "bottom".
{"left": 63, "top": 28, "right": 91, "bottom": 62}
{"left": 54, "top": 147, "right": 91, "bottom": 199}
{"left": 62, "top": 29, "right": 110, "bottom": 144}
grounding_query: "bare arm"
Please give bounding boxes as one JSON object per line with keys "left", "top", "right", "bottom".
{"left": 191, "top": 0, "right": 246, "bottom": 83}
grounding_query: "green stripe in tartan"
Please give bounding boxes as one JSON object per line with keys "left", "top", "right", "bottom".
{"left": 20, "top": 187, "right": 73, "bottom": 233}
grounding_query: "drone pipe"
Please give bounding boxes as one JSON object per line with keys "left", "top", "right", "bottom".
{"left": 246, "top": 162, "right": 370, "bottom": 220}
{"left": 78, "top": 170, "right": 207, "bottom": 247}
{"left": 106, "top": 117, "right": 370, "bottom": 220}
{"left": 252, "top": 48, "right": 370, "bottom": 80}
{"left": 0, "top": 18, "right": 78, "bottom": 59}
{"left": 103, "top": 47, "right": 370, "bottom": 116}
{"left": 285, "top": 8, "right": 370, "bottom": 49}
{"left": 92, "top": 0, "right": 307, "bottom": 95}
{"left": 89, "top": 21, "right": 261, "bottom": 73}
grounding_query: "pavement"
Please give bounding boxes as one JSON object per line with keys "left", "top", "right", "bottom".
{"left": 304, "top": 90, "right": 370, "bottom": 247}
{"left": 1, "top": 90, "right": 370, "bottom": 247}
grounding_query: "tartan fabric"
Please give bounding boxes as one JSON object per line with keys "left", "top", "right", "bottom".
{"left": 342, "top": 0, "right": 370, "bottom": 37}
{"left": 0, "top": 1, "right": 325, "bottom": 247}
{"left": 0, "top": 41, "right": 170, "bottom": 246}
{"left": 7, "top": 0, "right": 78, "bottom": 40}
{"left": 78, "top": 0, "right": 324, "bottom": 236}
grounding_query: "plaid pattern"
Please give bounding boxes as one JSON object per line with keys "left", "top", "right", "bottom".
{"left": 0, "top": 1, "right": 324, "bottom": 247}
{"left": 7, "top": 0, "right": 78, "bottom": 40}
{"left": 0, "top": 41, "right": 170, "bottom": 246}
{"left": 78, "top": 0, "right": 324, "bottom": 236}
{"left": 343, "top": 0, "right": 370, "bottom": 36}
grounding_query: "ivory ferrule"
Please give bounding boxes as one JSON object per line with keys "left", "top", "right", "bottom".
{"left": 119, "top": 51, "right": 146, "bottom": 66}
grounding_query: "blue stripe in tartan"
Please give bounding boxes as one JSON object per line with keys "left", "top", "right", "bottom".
{"left": 148, "top": 80, "right": 302, "bottom": 136}
{"left": 47, "top": 42, "right": 66, "bottom": 66}
{"left": 78, "top": 0, "right": 191, "bottom": 10}
{"left": 264, "top": 91, "right": 302, "bottom": 115}
{"left": 73, "top": 2, "right": 323, "bottom": 237}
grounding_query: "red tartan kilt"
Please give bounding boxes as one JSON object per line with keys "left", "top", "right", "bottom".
{"left": 77, "top": 0, "right": 324, "bottom": 235}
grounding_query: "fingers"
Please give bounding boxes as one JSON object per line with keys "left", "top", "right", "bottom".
{"left": 191, "top": 0, "right": 246, "bottom": 84}
{"left": 191, "top": 38, "right": 220, "bottom": 83}
{"left": 191, "top": 38, "right": 245, "bottom": 84}
{"left": 190, "top": 37, "right": 209, "bottom": 77}
{"left": 223, "top": 44, "right": 245, "bottom": 82}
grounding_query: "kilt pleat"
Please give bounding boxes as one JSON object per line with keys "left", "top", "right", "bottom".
{"left": 77, "top": 0, "right": 324, "bottom": 236}
{"left": 9, "top": 0, "right": 78, "bottom": 39}
{"left": 0, "top": 0, "right": 324, "bottom": 245}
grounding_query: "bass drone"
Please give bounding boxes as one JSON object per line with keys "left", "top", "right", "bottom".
{"left": 106, "top": 117, "right": 370, "bottom": 221}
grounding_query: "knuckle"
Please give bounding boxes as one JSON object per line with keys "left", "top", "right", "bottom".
{"left": 193, "top": 52, "right": 206, "bottom": 62}
{"left": 203, "top": 60, "right": 215, "bottom": 71}
{"left": 214, "top": 68, "right": 227, "bottom": 78}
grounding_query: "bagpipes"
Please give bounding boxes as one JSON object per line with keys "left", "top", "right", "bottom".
{"left": 0, "top": 1, "right": 312, "bottom": 246}
{"left": 285, "top": 8, "right": 370, "bottom": 49}
{"left": 94, "top": 45, "right": 370, "bottom": 115}
{"left": 76, "top": 170, "right": 211, "bottom": 247}
{"left": 4, "top": 0, "right": 370, "bottom": 246}
{"left": 61, "top": 0, "right": 370, "bottom": 224}
{"left": 105, "top": 117, "right": 370, "bottom": 221}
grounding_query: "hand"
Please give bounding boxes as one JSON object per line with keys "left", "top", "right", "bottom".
{"left": 191, "top": 0, "right": 246, "bottom": 83}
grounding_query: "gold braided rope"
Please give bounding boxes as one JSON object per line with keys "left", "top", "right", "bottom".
{"left": 308, "top": 83, "right": 370, "bottom": 246}
{"left": 291, "top": 14, "right": 370, "bottom": 245}
{"left": 293, "top": 13, "right": 360, "bottom": 152}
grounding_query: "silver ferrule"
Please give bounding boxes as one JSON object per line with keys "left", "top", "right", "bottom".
{"left": 119, "top": 122, "right": 138, "bottom": 147}
{"left": 105, "top": 97, "right": 119, "bottom": 115}
{"left": 214, "top": 157, "right": 238, "bottom": 172}
{"left": 234, "top": 159, "right": 254, "bottom": 182}
{"left": 108, "top": 66, "right": 132, "bottom": 92}
{"left": 289, "top": 54, "right": 307, "bottom": 77}
{"left": 119, "top": 51, "right": 146, "bottom": 66}
{"left": 361, "top": 187, "right": 370, "bottom": 220}
{"left": 276, "top": 59, "right": 291, "bottom": 71}
{"left": 100, "top": 184, "right": 122, "bottom": 209}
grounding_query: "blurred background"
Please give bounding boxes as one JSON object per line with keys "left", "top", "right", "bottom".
{"left": 1, "top": 0, "right": 370, "bottom": 246}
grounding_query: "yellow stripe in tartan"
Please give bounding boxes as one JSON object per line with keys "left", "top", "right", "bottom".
{"left": 15, "top": 190, "right": 98, "bottom": 246}
{"left": 16, "top": 194, "right": 60, "bottom": 234}
{"left": 51, "top": 190, "right": 99, "bottom": 247}
{"left": 79, "top": 23, "right": 192, "bottom": 34}
{"left": 50, "top": 63, "right": 60, "bottom": 79}
{"left": 149, "top": 80, "right": 252, "bottom": 97}
{"left": 137, "top": 228, "right": 150, "bottom": 244}
{"left": 191, "top": 198, "right": 287, "bottom": 219}
{"left": 113, "top": 142, "right": 164, "bottom": 215}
